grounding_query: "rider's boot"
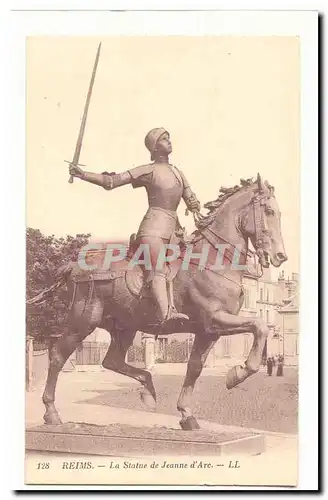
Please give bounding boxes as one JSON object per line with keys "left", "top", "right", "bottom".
{"left": 151, "top": 273, "right": 189, "bottom": 324}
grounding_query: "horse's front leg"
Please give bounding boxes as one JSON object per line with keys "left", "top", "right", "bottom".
{"left": 102, "top": 327, "right": 157, "bottom": 409}
{"left": 177, "top": 334, "right": 218, "bottom": 430}
{"left": 207, "top": 310, "right": 269, "bottom": 389}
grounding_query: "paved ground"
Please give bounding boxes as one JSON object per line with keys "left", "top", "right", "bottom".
{"left": 26, "top": 363, "right": 298, "bottom": 435}
{"left": 81, "top": 368, "right": 297, "bottom": 434}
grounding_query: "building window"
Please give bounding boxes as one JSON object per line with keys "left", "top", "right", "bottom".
{"left": 260, "top": 288, "right": 263, "bottom": 301}
{"left": 284, "top": 334, "right": 298, "bottom": 357}
{"left": 260, "top": 309, "right": 263, "bottom": 318}
{"left": 266, "top": 310, "right": 269, "bottom": 324}
{"left": 267, "top": 290, "right": 270, "bottom": 303}
{"left": 244, "top": 289, "right": 249, "bottom": 308}
{"left": 222, "top": 337, "right": 231, "bottom": 357}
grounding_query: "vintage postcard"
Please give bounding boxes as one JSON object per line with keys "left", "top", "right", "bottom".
{"left": 20, "top": 9, "right": 318, "bottom": 490}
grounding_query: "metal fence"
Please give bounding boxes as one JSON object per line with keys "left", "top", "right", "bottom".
{"left": 55, "top": 338, "right": 192, "bottom": 366}
{"left": 127, "top": 345, "right": 144, "bottom": 363}
{"left": 75, "top": 341, "right": 110, "bottom": 365}
{"left": 162, "top": 339, "right": 192, "bottom": 363}
{"left": 33, "top": 338, "right": 49, "bottom": 352}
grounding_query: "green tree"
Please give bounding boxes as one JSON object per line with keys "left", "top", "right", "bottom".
{"left": 26, "top": 228, "right": 90, "bottom": 338}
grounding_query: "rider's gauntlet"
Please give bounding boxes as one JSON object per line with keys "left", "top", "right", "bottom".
{"left": 185, "top": 192, "right": 201, "bottom": 212}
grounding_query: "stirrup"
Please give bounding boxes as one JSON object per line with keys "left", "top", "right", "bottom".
{"left": 165, "top": 306, "right": 189, "bottom": 322}
{"left": 170, "top": 311, "right": 190, "bottom": 321}
{"left": 148, "top": 310, "right": 189, "bottom": 330}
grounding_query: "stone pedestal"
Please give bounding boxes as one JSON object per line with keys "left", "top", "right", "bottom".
{"left": 26, "top": 422, "right": 265, "bottom": 457}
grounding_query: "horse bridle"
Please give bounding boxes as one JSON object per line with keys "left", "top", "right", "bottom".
{"left": 251, "top": 192, "right": 272, "bottom": 264}
{"left": 193, "top": 190, "right": 271, "bottom": 271}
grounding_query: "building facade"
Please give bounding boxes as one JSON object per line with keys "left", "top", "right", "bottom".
{"left": 206, "top": 268, "right": 299, "bottom": 367}
{"left": 275, "top": 271, "right": 299, "bottom": 366}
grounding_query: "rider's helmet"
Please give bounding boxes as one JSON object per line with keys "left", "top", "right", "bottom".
{"left": 144, "top": 127, "right": 168, "bottom": 160}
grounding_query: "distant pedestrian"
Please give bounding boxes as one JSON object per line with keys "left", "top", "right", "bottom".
{"left": 277, "top": 355, "right": 284, "bottom": 376}
{"left": 266, "top": 357, "right": 273, "bottom": 376}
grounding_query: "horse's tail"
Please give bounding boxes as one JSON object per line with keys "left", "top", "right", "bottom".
{"left": 26, "top": 263, "right": 73, "bottom": 306}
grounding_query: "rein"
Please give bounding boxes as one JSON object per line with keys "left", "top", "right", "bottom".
{"left": 190, "top": 192, "right": 266, "bottom": 282}
{"left": 252, "top": 195, "right": 268, "bottom": 253}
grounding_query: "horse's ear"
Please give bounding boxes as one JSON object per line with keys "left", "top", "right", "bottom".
{"left": 264, "top": 180, "right": 275, "bottom": 194}
{"left": 257, "top": 173, "right": 264, "bottom": 192}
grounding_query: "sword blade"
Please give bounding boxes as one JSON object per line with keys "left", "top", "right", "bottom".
{"left": 69, "top": 42, "right": 102, "bottom": 183}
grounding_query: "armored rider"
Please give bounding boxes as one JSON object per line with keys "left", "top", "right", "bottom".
{"left": 69, "top": 127, "right": 201, "bottom": 327}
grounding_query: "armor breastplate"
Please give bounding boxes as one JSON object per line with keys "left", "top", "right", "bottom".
{"left": 146, "top": 165, "right": 183, "bottom": 211}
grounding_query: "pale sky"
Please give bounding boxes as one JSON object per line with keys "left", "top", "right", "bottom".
{"left": 26, "top": 36, "right": 300, "bottom": 277}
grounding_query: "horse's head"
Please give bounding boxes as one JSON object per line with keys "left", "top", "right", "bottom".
{"left": 242, "top": 174, "right": 287, "bottom": 268}
{"left": 196, "top": 174, "right": 287, "bottom": 269}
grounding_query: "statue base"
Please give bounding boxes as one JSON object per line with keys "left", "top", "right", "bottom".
{"left": 26, "top": 422, "right": 265, "bottom": 457}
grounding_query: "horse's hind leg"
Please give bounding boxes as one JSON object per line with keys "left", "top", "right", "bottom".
{"left": 102, "top": 327, "right": 157, "bottom": 408}
{"left": 42, "top": 323, "right": 94, "bottom": 425}
{"left": 177, "top": 334, "right": 217, "bottom": 430}
{"left": 42, "top": 291, "right": 104, "bottom": 425}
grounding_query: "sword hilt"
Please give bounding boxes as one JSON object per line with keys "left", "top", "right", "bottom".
{"left": 65, "top": 160, "right": 86, "bottom": 184}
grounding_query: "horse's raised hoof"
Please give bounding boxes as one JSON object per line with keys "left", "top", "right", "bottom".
{"left": 226, "top": 364, "right": 251, "bottom": 389}
{"left": 180, "top": 416, "right": 200, "bottom": 431}
{"left": 140, "top": 389, "right": 156, "bottom": 410}
{"left": 43, "top": 410, "right": 63, "bottom": 425}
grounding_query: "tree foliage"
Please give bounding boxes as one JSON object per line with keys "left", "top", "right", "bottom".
{"left": 26, "top": 228, "right": 90, "bottom": 338}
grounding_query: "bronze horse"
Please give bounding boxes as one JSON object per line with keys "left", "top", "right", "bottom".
{"left": 28, "top": 174, "right": 287, "bottom": 430}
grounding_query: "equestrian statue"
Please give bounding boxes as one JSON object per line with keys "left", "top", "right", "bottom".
{"left": 27, "top": 45, "right": 288, "bottom": 430}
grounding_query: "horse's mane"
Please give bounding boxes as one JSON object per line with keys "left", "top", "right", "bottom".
{"left": 195, "top": 177, "right": 255, "bottom": 230}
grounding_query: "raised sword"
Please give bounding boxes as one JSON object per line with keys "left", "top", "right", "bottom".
{"left": 67, "top": 42, "right": 102, "bottom": 183}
